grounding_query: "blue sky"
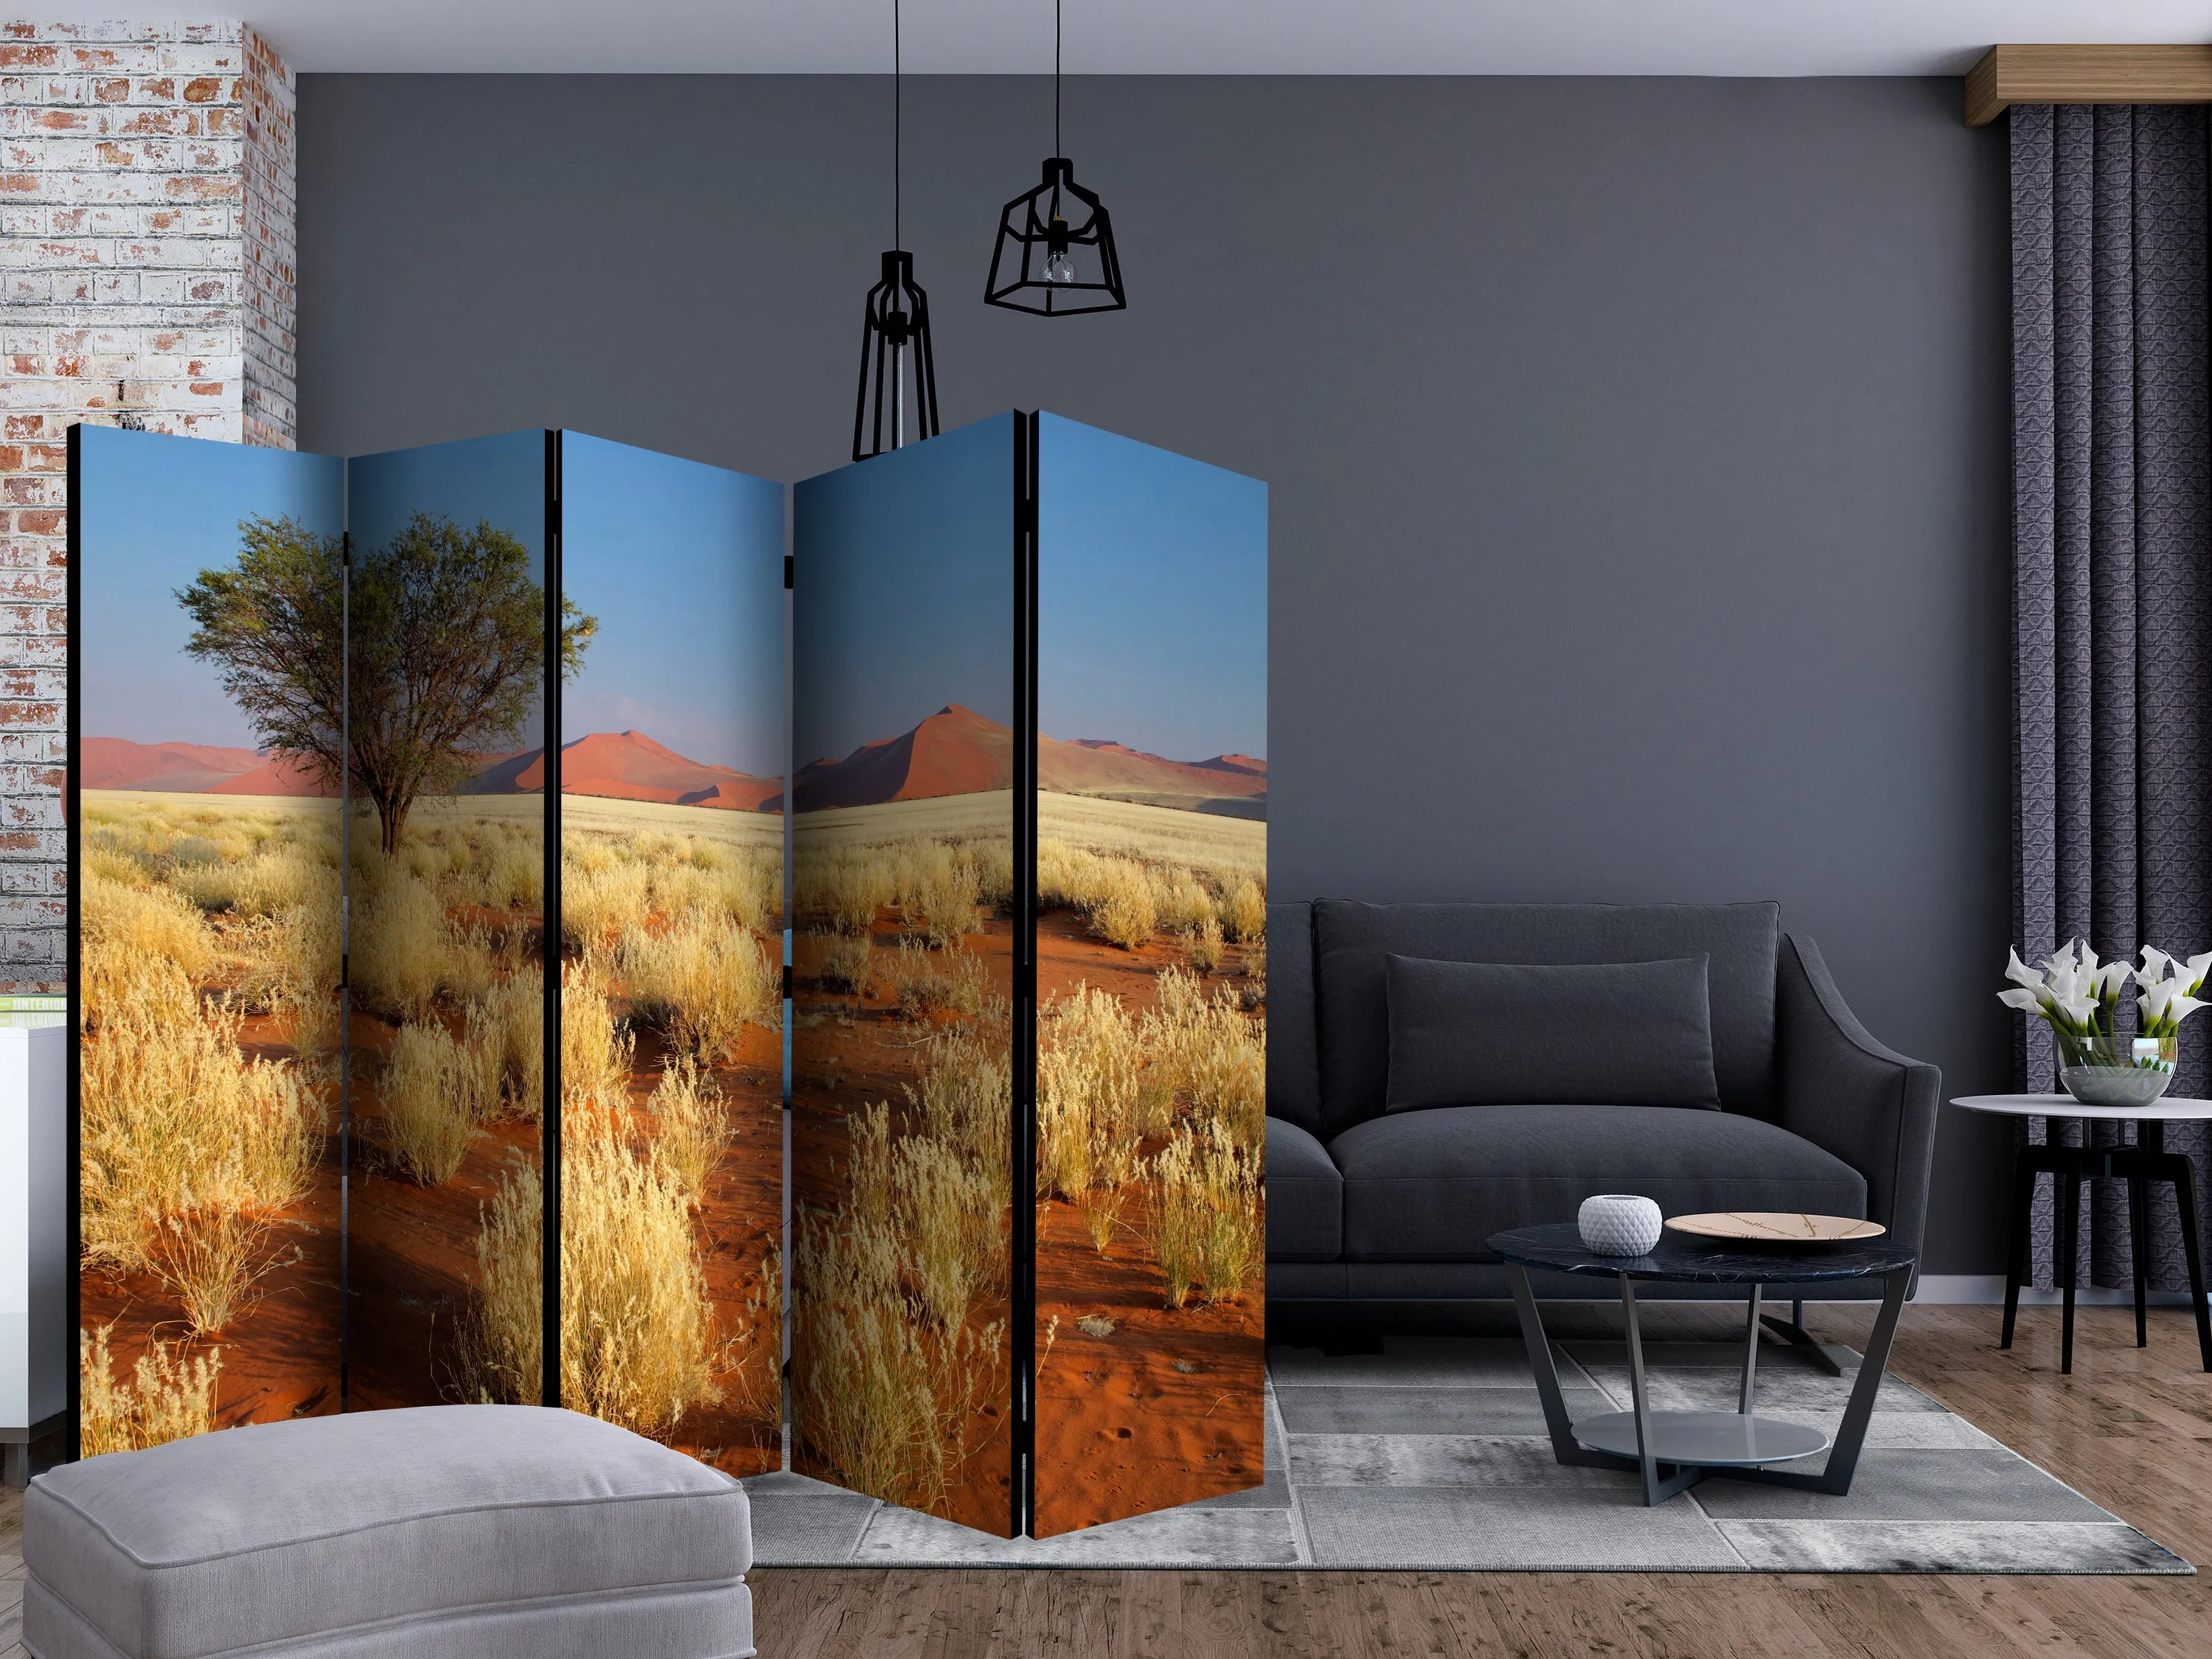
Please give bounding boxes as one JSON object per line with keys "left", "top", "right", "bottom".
{"left": 348, "top": 428, "right": 549, "bottom": 752}
{"left": 79, "top": 425, "right": 344, "bottom": 748}
{"left": 793, "top": 412, "right": 1015, "bottom": 767}
{"left": 561, "top": 432, "right": 785, "bottom": 777}
{"left": 1038, "top": 414, "right": 1267, "bottom": 762}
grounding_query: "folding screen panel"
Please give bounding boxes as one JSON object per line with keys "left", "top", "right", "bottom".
{"left": 791, "top": 414, "right": 1022, "bottom": 1535}
{"left": 556, "top": 433, "right": 785, "bottom": 1474}
{"left": 341, "top": 431, "right": 555, "bottom": 1413}
{"left": 1030, "top": 413, "right": 1268, "bottom": 1536}
{"left": 70, "top": 425, "right": 347, "bottom": 1444}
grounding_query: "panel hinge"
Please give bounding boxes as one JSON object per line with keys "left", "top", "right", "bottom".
{"left": 341, "top": 531, "right": 352, "bottom": 568}
{"left": 782, "top": 964, "right": 794, "bottom": 1001}
{"left": 548, "top": 494, "right": 561, "bottom": 537}
{"left": 783, "top": 554, "right": 794, "bottom": 589}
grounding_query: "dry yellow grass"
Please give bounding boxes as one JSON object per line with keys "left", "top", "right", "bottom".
{"left": 1185, "top": 917, "right": 1225, "bottom": 975}
{"left": 560, "top": 967, "right": 634, "bottom": 1112}
{"left": 897, "top": 842, "right": 979, "bottom": 947}
{"left": 815, "top": 931, "right": 872, "bottom": 995}
{"left": 352, "top": 864, "right": 453, "bottom": 1018}
{"left": 80, "top": 1325, "right": 220, "bottom": 1456}
{"left": 1037, "top": 984, "right": 1144, "bottom": 1202}
{"left": 461, "top": 1165, "right": 543, "bottom": 1407}
{"left": 1220, "top": 876, "right": 1266, "bottom": 943}
{"left": 1144, "top": 967, "right": 1267, "bottom": 1147}
{"left": 622, "top": 911, "right": 779, "bottom": 1060}
{"left": 1150, "top": 1119, "right": 1262, "bottom": 1309}
{"left": 888, "top": 939, "right": 989, "bottom": 1020}
{"left": 379, "top": 1020, "right": 496, "bottom": 1185}
{"left": 472, "top": 965, "right": 544, "bottom": 1119}
{"left": 81, "top": 872, "right": 213, "bottom": 981}
{"left": 150, "top": 1209, "right": 282, "bottom": 1335}
{"left": 650, "top": 1055, "right": 728, "bottom": 1207}
{"left": 80, "top": 953, "right": 320, "bottom": 1276}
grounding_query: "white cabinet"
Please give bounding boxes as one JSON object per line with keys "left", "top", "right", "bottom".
{"left": 0, "top": 1014, "right": 66, "bottom": 1485}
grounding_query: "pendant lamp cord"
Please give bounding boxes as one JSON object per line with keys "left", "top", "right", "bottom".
{"left": 1054, "top": 0, "right": 1062, "bottom": 156}
{"left": 894, "top": 0, "right": 901, "bottom": 250}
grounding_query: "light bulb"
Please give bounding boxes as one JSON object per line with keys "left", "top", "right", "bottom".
{"left": 1044, "top": 249, "right": 1076, "bottom": 284}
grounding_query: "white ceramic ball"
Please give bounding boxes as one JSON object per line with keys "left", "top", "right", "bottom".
{"left": 1579, "top": 1194, "right": 1663, "bottom": 1257}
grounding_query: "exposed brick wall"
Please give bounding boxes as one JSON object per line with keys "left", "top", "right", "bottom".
{"left": 0, "top": 19, "right": 295, "bottom": 990}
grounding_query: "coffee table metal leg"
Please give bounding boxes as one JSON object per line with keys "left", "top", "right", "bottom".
{"left": 1739, "top": 1284, "right": 1761, "bottom": 1413}
{"left": 1620, "top": 1276, "right": 1667, "bottom": 1507}
{"left": 1507, "top": 1262, "right": 1595, "bottom": 1465}
{"left": 1756, "top": 1298, "right": 1845, "bottom": 1377}
{"left": 1724, "top": 1265, "right": 1909, "bottom": 1498}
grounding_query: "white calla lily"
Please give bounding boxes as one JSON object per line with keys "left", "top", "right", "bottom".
{"left": 2005, "top": 947, "right": 2044, "bottom": 990}
{"left": 2185, "top": 953, "right": 2212, "bottom": 995}
{"left": 2140, "top": 945, "right": 2174, "bottom": 985}
{"left": 1997, "top": 987, "right": 2045, "bottom": 1013}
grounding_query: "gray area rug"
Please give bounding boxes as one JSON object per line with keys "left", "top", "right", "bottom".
{"left": 745, "top": 1336, "right": 2191, "bottom": 1573}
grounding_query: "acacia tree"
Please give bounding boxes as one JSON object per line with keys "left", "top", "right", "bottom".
{"left": 182, "top": 512, "right": 595, "bottom": 855}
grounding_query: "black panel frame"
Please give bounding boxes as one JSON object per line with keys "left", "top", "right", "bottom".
{"left": 63, "top": 424, "right": 80, "bottom": 1458}
{"left": 542, "top": 428, "right": 563, "bottom": 1408}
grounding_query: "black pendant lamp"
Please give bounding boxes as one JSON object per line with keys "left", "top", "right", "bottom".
{"left": 853, "top": 0, "right": 942, "bottom": 462}
{"left": 984, "top": 0, "right": 1125, "bottom": 316}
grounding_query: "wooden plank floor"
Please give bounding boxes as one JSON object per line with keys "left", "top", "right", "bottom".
{"left": 0, "top": 1304, "right": 2205, "bottom": 1657}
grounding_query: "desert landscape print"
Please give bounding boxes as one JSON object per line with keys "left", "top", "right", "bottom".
{"left": 552, "top": 433, "right": 787, "bottom": 1474}
{"left": 792, "top": 416, "right": 1020, "bottom": 1534}
{"left": 75, "top": 425, "right": 348, "bottom": 1453}
{"left": 1029, "top": 412, "right": 1268, "bottom": 1537}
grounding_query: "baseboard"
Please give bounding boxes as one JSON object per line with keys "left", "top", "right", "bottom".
{"left": 1910, "top": 1273, "right": 2205, "bottom": 1307}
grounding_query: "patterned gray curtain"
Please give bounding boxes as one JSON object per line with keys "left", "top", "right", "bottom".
{"left": 2011, "top": 102, "right": 2212, "bottom": 1291}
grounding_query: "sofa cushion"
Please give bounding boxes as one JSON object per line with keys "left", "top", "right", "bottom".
{"left": 1331, "top": 1104, "right": 1864, "bottom": 1262}
{"left": 1385, "top": 954, "right": 1720, "bottom": 1112}
{"left": 24, "top": 1405, "right": 750, "bottom": 1659}
{"left": 1314, "top": 900, "right": 1780, "bottom": 1138}
{"left": 1265, "top": 901, "right": 1321, "bottom": 1133}
{"left": 1265, "top": 1115, "right": 1341, "bottom": 1260}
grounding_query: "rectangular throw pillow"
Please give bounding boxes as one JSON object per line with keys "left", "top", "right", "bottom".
{"left": 1385, "top": 954, "right": 1721, "bottom": 1113}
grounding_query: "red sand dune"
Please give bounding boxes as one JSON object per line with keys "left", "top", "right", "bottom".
{"left": 205, "top": 751, "right": 339, "bottom": 797}
{"left": 793, "top": 706, "right": 1265, "bottom": 813}
{"left": 83, "top": 737, "right": 263, "bottom": 792}
{"left": 465, "top": 731, "right": 781, "bottom": 813}
{"left": 791, "top": 704, "right": 1014, "bottom": 811}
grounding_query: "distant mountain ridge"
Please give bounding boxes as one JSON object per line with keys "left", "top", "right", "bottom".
{"left": 793, "top": 706, "right": 1265, "bottom": 817}
{"left": 86, "top": 730, "right": 781, "bottom": 813}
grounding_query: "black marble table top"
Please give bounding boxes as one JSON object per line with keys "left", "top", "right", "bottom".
{"left": 1488, "top": 1221, "right": 1918, "bottom": 1283}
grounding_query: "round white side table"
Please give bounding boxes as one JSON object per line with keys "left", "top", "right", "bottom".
{"left": 1952, "top": 1094, "right": 2212, "bottom": 1374}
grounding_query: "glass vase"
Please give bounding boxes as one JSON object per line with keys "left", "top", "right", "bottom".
{"left": 2056, "top": 1028, "right": 2177, "bottom": 1109}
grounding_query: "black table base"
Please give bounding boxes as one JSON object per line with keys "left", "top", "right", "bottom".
{"left": 2000, "top": 1118, "right": 2212, "bottom": 1375}
{"left": 1507, "top": 1264, "right": 1913, "bottom": 1508}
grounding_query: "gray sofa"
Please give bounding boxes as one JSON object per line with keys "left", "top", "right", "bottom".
{"left": 1265, "top": 900, "right": 1940, "bottom": 1307}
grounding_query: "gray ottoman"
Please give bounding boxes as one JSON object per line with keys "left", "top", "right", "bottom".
{"left": 22, "top": 1405, "right": 754, "bottom": 1659}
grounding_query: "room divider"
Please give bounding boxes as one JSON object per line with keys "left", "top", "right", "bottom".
{"left": 67, "top": 411, "right": 1265, "bottom": 1539}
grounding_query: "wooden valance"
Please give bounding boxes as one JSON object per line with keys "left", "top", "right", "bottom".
{"left": 1967, "top": 45, "right": 2212, "bottom": 128}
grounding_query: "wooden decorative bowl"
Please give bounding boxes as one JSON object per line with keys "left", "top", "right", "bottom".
{"left": 1664, "top": 1212, "right": 1886, "bottom": 1244}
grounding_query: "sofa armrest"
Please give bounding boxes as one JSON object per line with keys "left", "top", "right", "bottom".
{"left": 1776, "top": 933, "right": 1939, "bottom": 1265}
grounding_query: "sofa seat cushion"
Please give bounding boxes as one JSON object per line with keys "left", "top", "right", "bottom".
{"left": 24, "top": 1405, "right": 752, "bottom": 1659}
{"left": 1332, "top": 1105, "right": 1865, "bottom": 1262}
{"left": 1265, "top": 1116, "right": 1342, "bottom": 1261}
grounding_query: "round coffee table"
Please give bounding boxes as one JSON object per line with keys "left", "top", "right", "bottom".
{"left": 1951, "top": 1093, "right": 2212, "bottom": 1375}
{"left": 1489, "top": 1222, "right": 1918, "bottom": 1507}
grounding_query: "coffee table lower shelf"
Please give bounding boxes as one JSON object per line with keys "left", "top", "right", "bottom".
{"left": 1573, "top": 1409, "right": 1829, "bottom": 1467}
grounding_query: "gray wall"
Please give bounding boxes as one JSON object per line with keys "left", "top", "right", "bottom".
{"left": 298, "top": 74, "right": 2015, "bottom": 1273}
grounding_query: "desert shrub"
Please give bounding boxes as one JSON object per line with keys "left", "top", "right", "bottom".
{"left": 732, "top": 1247, "right": 784, "bottom": 1428}
{"left": 624, "top": 913, "right": 779, "bottom": 1060}
{"left": 1083, "top": 860, "right": 1157, "bottom": 950}
{"left": 85, "top": 842, "right": 148, "bottom": 886}
{"left": 561, "top": 967, "right": 635, "bottom": 1113}
{"left": 1036, "top": 984, "right": 1141, "bottom": 1201}
{"left": 897, "top": 842, "right": 978, "bottom": 948}
{"left": 1142, "top": 968, "right": 1266, "bottom": 1146}
{"left": 887, "top": 939, "right": 989, "bottom": 1020}
{"left": 380, "top": 1021, "right": 495, "bottom": 1185}
{"left": 352, "top": 869, "right": 452, "bottom": 1018}
{"left": 803, "top": 856, "right": 888, "bottom": 936}
{"left": 269, "top": 897, "right": 342, "bottom": 1055}
{"left": 80, "top": 1326, "right": 220, "bottom": 1455}
{"left": 460, "top": 1166, "right": 543, "bottom": 1406}
{"left": 80, "top": 961, "right": 319, "bottom": 1274}
{"left": 442, "top": 917, "right": 501, "bottom": 1005}
{"left": 150, "top": 1210, "right": 276, "bottom": 1335}
{"left": 1184, "top": 917, "right": 1225, "bottom": 975}
{"left": 1219, "top": 877, "right": 1266, "bottom": 944}
{"left": 650, "top": 1055, "right": 728, "bottom": 1207}
{"left": 903, "top": 1014, "right": 1013, "bottom": 1217}
{"left": 961, "top": 840, "right": 1016, "bottom": 916}
{"left": 815, "top": 931, "right": 872, "bottom": 995}
{"left": 894, "top": 1134, "right": 1000, "bottom": 1329}
{"left": 472, "top": 966, "right": 545, "bottom": 1118}
{"left": 564, "top": 857, "right": 650, "bottom": 950}
{"left": 1240, "top": 939, "right": 1267, "bottom": 1012}
{"left": 476, "top": 828, "right": 545, "bottom": 910}
{"left": 1150, "top": 1119, "right": 1262, "bottom": 1309}
{"left": 81, "top": 873, "right": 212, "bottom": 979}
{"left": 1152, "top": 871, "right": 1216, "bottom": 936}
{"left": 560, "top": 1132, "right": 720, "bottom": 1438}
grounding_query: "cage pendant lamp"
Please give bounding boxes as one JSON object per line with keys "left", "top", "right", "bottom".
{"left": 854, "top": 0, "right": 942, "bottom": 462}
{"left": 984, "top": 0, "right": 1125, "bottom": 316}
{"left": 855, "top": 250, "right": 941, "bottom": 462}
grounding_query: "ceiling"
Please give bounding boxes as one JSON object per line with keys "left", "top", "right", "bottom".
{"left": 46, "top": 1, "right": 2212, "bottom": 77}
